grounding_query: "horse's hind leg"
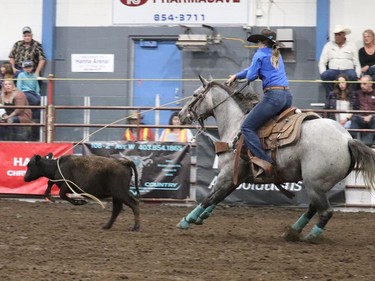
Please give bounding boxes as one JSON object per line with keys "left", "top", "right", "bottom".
{"left": 283, "top": 203, "right": 317, "bottom": 241}
{"left": 284, "top": 185, "right": 334, "bottom": 243}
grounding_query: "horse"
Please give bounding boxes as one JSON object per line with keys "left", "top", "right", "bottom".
{"left": 176, "top": 76, "right": 375, "bottom": 242}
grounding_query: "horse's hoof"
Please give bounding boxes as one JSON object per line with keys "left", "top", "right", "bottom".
{"left": 176, "top": 218, "right": 190, "bottom": 229}
{"left": 301, "top": 234, "right": 324, "bottom": 244}
{"left": 194, "top": 217, "right": 204, "bottom": 225}
{"left": 281, "top": 226, "right": 301, "bottom": 242}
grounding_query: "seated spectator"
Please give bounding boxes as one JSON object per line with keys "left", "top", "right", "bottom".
{"left": 123, "top": 112, "right": 154, "bottom": 141}
{"left": 349, "top": 75, "right": 375, "bottom": 146}
{"left": 0, "top": 78, "right": 32, "bottom": 141}
{"left": 324, "top": 74, "right": 359, "bottom": 128}
{"left": 359, "top": 29, "right": 375, "bottom": 80}
{"left": 319, "top": 25, "right": 361, "bottom": 97}
{"left": 159, "top": 111, "right": 193, "bottom": 142}
{"left": 0, "top": 62, "right": 15, "bottom": 91}
{"left": 9, "top": 26, "right": 46, "bottom": 78}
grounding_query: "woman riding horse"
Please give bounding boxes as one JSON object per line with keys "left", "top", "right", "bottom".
{"left": 226, "top": 29, "right": 292, "bottom": 179}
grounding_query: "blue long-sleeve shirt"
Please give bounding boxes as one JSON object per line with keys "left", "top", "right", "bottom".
{"left": 17, "top": 71, "right": 40, "bottom": 95}
{"left": 235, "top": 47, "right": 288, "bottom": 89}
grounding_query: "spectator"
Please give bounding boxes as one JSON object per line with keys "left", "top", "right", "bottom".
{"left": 324, "top": 74, "right": 359, "bottom": 128}
{"left": 349, "top": 75, "right": 375, "bottom": 146}
{"left": 0, "top": 62, "right": 15, "bottom": 91}
{"left": 17, "top": 60, "right": 41, "bottom": 140}
{"left": 159, "top": 111, "right": 193, "bottom": 142}
{"left": 9, "top": 26, "right": 46, "bottom": 78}
{"left": 17, "top": 60, "right": 41, "bottom": 112}
{"left": 319, "top": 25, "right": 361, "bottom": 97}
{"left": 123, "top": 112, "right": 154, "bottom": 141}
{"left": 0, "top": 78, "right": 32, "bottom": 141}
{"left": 359, "top": 29, "right": 375, "bottom": 80}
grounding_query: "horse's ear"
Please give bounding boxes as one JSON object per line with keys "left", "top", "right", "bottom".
{"left": 198, "top": 75, "right": 208, "bottom": 87}
{"left": 208, "top": 75, "right": 213, "bottom": 81}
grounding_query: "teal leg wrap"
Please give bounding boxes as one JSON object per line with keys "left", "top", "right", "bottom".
{"left": 177, "top": 204, "right": 205, "bottom": 229}
{"left": 185, "top": 204, "right": 205, "bottom": 223}
{"left": 292, "top": 214, "right": 310, "bottom": 232}
{"left": 305, "top": 225, "right": 324, "bottom": 240}
{"left": 177, "top": 217, "right": 191, "bottom": 229}
{"left": 195, "top": 204, "right": 216, "bottom": 225}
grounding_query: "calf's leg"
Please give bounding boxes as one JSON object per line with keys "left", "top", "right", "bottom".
{"left": 122, "top": 195, "right": 140, "bottom": 231}
{"left": 102, "top": 199, "right": 123, "bottom": 229}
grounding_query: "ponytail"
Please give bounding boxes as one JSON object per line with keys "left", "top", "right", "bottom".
{"left": 271, "top": 44, "right": 280, "bottom": 69}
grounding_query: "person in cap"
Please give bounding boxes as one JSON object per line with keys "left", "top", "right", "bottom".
{"left": 17, "top": 60, "right": 41, "bottom": 140}
{"left": 123, "top": 112, "right": 155, "bottom": 141}
{"left": 9, "top": 26, "right": 46, "bottom": 78}
{"left": 319, "top": 25, "right": 361, "bottom": 97}
{"left": 226, "top": 28, "right": 292, "bottom": 178}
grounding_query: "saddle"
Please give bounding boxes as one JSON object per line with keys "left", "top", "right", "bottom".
{"left": 257, "top": 107, "right": 320, "bottom": 159}
{"left": 214, "top": 107, "right": 320, "bottom": 197}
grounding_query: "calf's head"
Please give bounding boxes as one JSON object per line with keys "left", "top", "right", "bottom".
{"left": 24, "top": 153, "right": 54, "bottom": 182}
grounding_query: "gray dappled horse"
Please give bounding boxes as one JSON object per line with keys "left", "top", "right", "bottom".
{"left": 177, "top": 76, "right": 375, "bottom": 242}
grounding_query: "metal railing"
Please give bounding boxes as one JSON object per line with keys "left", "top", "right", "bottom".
{"left": 1, "top": 104, "right": 375, "bottom": 143}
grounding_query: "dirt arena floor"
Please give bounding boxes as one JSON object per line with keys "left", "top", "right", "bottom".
{"left": 0, "top": 199, "right": 375, "bottom": 281}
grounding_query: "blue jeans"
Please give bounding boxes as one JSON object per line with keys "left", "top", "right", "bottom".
{"left": 320, "top": 69, "right": 358, "bottom": 98}
{"left": 365, "top": 65, "right": 375, "bottom": 81}
{"left": 350, "top": 115, "right": 375, "bottom": 145}
{"left": 23, "top": 91, "right": 41, "bottom": 120}
{"left": 241, "top": 89, "right": 293, "bottom": 163}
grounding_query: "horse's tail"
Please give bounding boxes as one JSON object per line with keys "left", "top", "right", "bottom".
{"left": 348, "top": 139, "right": 375, "bottom": 192}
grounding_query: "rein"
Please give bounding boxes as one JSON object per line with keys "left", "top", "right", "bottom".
{"left": 187, "top": 81, "right": 248, "bottom": 131}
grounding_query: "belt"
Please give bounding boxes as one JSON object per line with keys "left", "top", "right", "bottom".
{"left": 264, "top": 86, "right": 289, "bottom": 92}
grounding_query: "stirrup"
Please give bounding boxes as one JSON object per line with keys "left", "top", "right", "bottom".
{"left": 249, "top": 154, "right": 273, "bottom": 177}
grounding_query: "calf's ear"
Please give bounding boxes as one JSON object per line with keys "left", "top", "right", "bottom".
{"left": 45, "top": 153, "right": 53, "bottom": 159}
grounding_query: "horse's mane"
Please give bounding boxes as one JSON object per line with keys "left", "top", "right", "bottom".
{"left": 214, "top": 80, "right": 260, "bottom": 114}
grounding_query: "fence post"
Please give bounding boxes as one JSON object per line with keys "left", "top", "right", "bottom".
{"left": 48, "top": 74, "right": 54, "bottom": 105}
{"left": 46, "top": 105, "right": 55, "bottom": 143}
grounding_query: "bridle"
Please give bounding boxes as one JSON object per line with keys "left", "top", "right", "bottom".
{"left": 186, "top": 81, "right": 248, "bottom": 130}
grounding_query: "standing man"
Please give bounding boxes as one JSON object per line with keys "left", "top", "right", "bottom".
{"left": 319, "top": 25, "right": 361, "bottom": 97}
{"left": 9, "top": 26, "right": 46, "bottom": 77}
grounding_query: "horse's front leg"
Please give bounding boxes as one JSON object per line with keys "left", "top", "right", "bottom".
{"left": 177, "top": 160, "right": 247, "bottom": 229}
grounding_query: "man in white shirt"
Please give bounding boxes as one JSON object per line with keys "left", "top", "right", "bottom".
{"left": 319, "top": 25, "right": 361, "bottom": 97}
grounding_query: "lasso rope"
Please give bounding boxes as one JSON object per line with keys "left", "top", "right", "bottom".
{"left": 50, "top": 158, "right": 106, "bottom": 209}
{"left": 52, "top": 95, "right": 193, "bottom": 207}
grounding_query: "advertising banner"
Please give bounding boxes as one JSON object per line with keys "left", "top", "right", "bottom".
{"left": 0, "top": 143, "right": 73, "bottom": 195}
{"left": 82, "top": 141, "right": 191, "bottom": 199}
{"left": 113, "top": 0, "right": 249, "bottom": 26}
{"left": 195, "top": 131, "right": 345, "bottom": 206}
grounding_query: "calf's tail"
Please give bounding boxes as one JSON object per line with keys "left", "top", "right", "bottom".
{"left": 119, "top": 159, "right": 140, "bottom": 199}
{"left": 129, "top": 161, "right": 140, "bottom": 199}
{"left": 348, "top": 139, "right": 375, "bottom": 192}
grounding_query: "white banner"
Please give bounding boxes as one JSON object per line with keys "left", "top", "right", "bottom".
{"left": 71, "top": 54, "right": 115, "bottom": 73}
{"left": 113, "top": 0, "right": 249, "bottom": 26}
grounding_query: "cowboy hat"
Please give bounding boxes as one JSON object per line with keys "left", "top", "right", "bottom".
{"left": 247, "top": 29, "right": 285, "bottom": 47}
{"left": 129, "top": 111, "right": 143, "bottom": 120}
{"left": 332, "top": 25, "right": 351, "bottom": 35}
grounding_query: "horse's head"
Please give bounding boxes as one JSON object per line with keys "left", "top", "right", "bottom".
{"left": 179, "top": 75, "right": 214, "bottom": 125}
{"left": 179, "top": 75, "right": 259, "bottom": 126}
